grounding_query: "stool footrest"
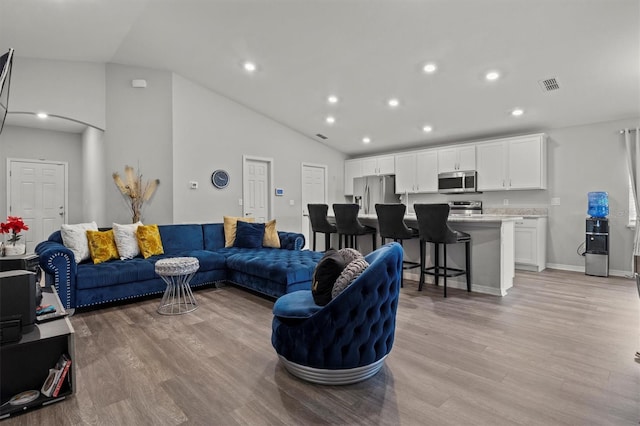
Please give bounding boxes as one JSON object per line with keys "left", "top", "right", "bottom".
{"left": 423, "top": 266, "right": 466, "bottom": 278}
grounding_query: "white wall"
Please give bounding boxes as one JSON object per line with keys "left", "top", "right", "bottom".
{"left": 10, "top": 57, "right": 106, "bottom": 129}
{"left": 104, "top": 64, "right": 174, "bottom": 226}
{"left": 0, "top": 125, "right": 84, "bottom": 224}
{"left": 171, "top": 73, "right": 346, "bottom": 232}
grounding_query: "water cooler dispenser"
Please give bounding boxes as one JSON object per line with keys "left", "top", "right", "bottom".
{"left": 585, "top": 192, "right": 609, "bottom": 277}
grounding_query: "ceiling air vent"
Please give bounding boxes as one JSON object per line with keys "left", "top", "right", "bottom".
{"left": 539, "top": 77, "right": 560, "bottom": 92}
{"left": 316, "top": 133, "right": 328, "bottom": 140}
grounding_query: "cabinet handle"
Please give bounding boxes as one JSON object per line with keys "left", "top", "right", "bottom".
{"left": 509, "top": 179, "right": 512, "bottom": 187}
{"left": 502, "top": 180, "right": 505, "bottom": 187}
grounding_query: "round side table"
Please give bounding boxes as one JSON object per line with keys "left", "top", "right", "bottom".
{"left": 154, "top": 257, "right": 200, "bottom": 315}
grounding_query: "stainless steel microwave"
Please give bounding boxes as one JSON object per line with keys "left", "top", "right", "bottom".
{"left": 438, "top": 170, "right": 478, "bottom": 194}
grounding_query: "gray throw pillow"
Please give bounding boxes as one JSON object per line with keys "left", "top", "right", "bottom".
{"left": 331, "top": 249, "right": 369, "bottom": 299}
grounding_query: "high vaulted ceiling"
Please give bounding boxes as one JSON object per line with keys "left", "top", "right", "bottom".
{"left": 1, "top": 0, "right": 639, "bottom": 155}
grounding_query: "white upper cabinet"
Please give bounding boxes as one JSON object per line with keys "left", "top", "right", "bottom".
{"left": 437, "top": 145, "right": 476, "bottom": 173}
{"left": 394, "top": 149, "right": 438, "bottom": 194}
{"left": 394, "top": 153, "right": 416, "bottom": 194}
{"left": 476, "top": 133, "right": 547, "bottom": 191}
{"left": 362, "top": 155, "right": 395, "bottom": 176}
{"left": 344, "top": 159, "right": 363, "bottom": 195}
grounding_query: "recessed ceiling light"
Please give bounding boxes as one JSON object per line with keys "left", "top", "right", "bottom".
{"left": 423, "top": 63, "right": 437, "bottom": 73}
{"left": 325, "top": 116, "right": 335, "bottom": 124}
{"left": 486, "top": 71, "right": 500, "bottom": 81}
{"left": 422, "top": 125, "right": 433, "bottom": 133}
{"left": 387, "top": 98, "right": 400, "bottom": 108}
{"left": 511, "top": 108, "right": 524, "bottom": 117}
{"left": 37, "top": 112, "right": 48, "bottom": 119}
{"left": 243, "top": 61, "right": 257, "bottom": 72}
{"left": 327, "top": 95, "right": 339, "bottom": 104}
{"left": 362, "top": 137, "right": 371, "bottom": 144}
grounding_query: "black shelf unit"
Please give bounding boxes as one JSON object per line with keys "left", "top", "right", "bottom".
{"left": 0, "top": 286, "right": 75, "bottom": 419}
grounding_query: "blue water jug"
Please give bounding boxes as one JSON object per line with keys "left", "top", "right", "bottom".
{"left": 587, "top": 192, "right": 609, "bottom": 218}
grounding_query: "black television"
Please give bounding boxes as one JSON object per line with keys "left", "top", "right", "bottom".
{"left": 0, "top": 48, "right": 15, "bottom": 136}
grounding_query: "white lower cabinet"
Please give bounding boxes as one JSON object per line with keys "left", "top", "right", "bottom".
{"left": 514, "top": 217, "right": 547, "bottom": 272}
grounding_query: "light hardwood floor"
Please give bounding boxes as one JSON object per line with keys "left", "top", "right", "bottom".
{"left": 6, "top": 269, "right": 640, "bottom": 425}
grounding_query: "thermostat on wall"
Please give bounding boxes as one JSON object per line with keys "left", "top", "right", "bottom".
{"left": 275, "top": 188, "right": 284, "bottom": 196}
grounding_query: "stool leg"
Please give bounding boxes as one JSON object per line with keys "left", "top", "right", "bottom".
{"left": 434, "top": 243, "right": 440, "bottom": 286}
{"left": 419, "top": 239, "right": 425, "bottom": 291}
{"left": 338, "top": 234, "right": 343, "bottom": 249}
{"left": 312, "top": 231, "right": 317, "bottom": 251}
{"left": 443, "top": 243, "right": 447, "bottom": 298}
{"left": 465, "top": 241, "right": 471, "bottom": 292}
{"left": 353, "top": 235, "right": 358, "bottom": 251}
{"left": 372, "top": 232, "right": 377, "bottom": 250}
{"left": 325, "top": 233, "right": 331, "bottom": 252}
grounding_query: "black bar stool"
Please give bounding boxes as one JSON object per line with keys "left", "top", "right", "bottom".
{"left": 307, "top": 204, "right": 337, "bottom": 251}
{"left": 414, "top": 203, "right": 471, "bottom": 298}
{"left": 332, "top": 203, "right": 377, "bottom": 251}
{"left": 375, "top": 203, "right": 420, "bottom": 288}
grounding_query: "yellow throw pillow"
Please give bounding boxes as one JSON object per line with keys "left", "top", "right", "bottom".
{"left": 86, "top": 229, "right": 120, "bottom": 264}
{"left": 263, "top": 219, "right": 281, "bottom": 248}
{"left": 136, "top": 224, "right": 164, "bottom": 258}
{"left": 223, "top": 216, "right": 255, "bottom": 247}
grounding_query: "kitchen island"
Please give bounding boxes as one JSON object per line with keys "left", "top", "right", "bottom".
{"left": 328, "top": 214, "right": 522, "bottom": 296}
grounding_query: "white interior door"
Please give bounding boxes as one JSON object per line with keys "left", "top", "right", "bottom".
{"left": 301, "top": 163, "right": 328, "bottom": 250}
{"left": 243, "top": 157, "right": 272, "bottom": 222}
{"left": 8, "top": 159, "right": 67, "bottom": 253}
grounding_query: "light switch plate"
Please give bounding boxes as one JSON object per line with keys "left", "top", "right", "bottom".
{"left": 551, "top": 197, "right": 560, "bottom": 206}
{"left": 189, "top": 181, "right": 198, "bottom": 189}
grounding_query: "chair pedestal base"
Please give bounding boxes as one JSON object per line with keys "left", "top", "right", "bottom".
{"left": 278, "top": 355, "right": 387, "bottom": 385}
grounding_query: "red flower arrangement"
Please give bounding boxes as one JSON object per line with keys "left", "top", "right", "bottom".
{"left": 0, "top": 216, "right": 29, "bottom": 245}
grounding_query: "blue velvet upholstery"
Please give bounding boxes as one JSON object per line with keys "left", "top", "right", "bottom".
{"left": 35, "top": 223, "right": 311, "bottom": 309}
{"left": 271, "top": 243, "right": 402, "bottom": 379}
{"left": 273, "top": 290, "right": 324, "bottom": 319}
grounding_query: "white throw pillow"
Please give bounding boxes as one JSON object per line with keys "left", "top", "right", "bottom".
{"left": 112, "top": 222, "right": 143, "bottom": 260}
{"left": 61, "top": 222, "right": 98, "bottom": 263}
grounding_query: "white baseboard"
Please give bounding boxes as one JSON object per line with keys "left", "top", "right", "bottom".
{"left": 541, "top": 263, "right": 632, "bottom": 278}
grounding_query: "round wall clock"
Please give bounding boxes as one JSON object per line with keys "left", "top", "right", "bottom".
{"left": 211, "top": 169, "right": 230, "bottom": 189}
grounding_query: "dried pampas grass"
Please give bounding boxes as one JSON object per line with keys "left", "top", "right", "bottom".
{"left": 113, "top": 165, "right": 160, "bottom": 223}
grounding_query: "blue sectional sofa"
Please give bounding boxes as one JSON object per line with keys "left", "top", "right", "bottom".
{"left": 35, "top": 223, "right": 324, "bottom": 310}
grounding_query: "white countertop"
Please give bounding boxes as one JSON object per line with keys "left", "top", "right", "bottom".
{"left": 353, "top": 213, "right": 524, "bottom": 223}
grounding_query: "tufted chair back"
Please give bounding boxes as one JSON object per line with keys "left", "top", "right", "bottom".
{"left": 271, "top": 242, "right": 403, "bottom": 384}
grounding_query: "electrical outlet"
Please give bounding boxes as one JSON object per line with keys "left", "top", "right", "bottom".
{"left": 238, "top": 198, "right": 243, "bottom": 206}
{"left": 289, "top": 199, "right": 295, "bottom": 206}
{"left": 189, "top": 181, "right": 198, "bottom": 189}
{"left": 503, "top": 199, "right": 509, "bottom": 206}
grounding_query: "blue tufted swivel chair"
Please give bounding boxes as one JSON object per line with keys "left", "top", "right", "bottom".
{"left": 271, "top": 242, "right": 402, "bottom": 385}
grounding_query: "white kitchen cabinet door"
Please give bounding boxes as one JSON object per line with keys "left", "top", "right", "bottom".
{"left": 344, "top": 159, "right": 363, "bottom": 195}
{"left": 457, "top": 145, "right": 476, "bottom": 171}
{"left": 514, "top": 217, "right": 547, "bottom": 272}
{"left": 437, "top": 148, "right": 459, "bottom": 173}
{"left": 508, "top": 136, "right": 547, "bottom": 190}
{"left": 476, "top": 141, "right": 507, "bottom": 191}
{"left": 415, "top": 150, "right": 438, "bottom": 193}
{"left": 361, "top": 157, "right": 378, "bottom": 176}
{"left": 437, "top": 145, "right": 476, "bottom": 173}
{"left": 377, "top": 155, "right": 395, "bottom": 175}
{"left": 515, "top": 225, "right": 537, "bottom": 265}
{"left": 394, "top": 153, "right": 416, "bottom": 193}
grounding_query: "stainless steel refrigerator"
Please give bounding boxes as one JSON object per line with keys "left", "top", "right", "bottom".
{"left": 353, "top": 175, "right": 399, "bottom": 215}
